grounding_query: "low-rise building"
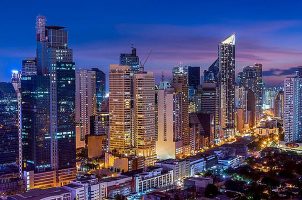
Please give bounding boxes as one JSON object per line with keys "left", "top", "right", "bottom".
{"left": 185, "top": 156, "right": 206, "bottom": 176}
{"left": 218, "top": 156, "right": 242, "bottom": 168}
{"left": 155, "top": 159, "right": 189, "bottom": 182}
{"left": 63, "top": 175, "right": 100, "bottom": 200}
{"left": 99, "top": 175, "right": 132, "bottom": 199}
{"left": 184, "top": 177, "right": 213, "bottom": 190}
{"left": 133, "top": 167, "right": 173, "bottom": 193}
{"left": 8, "top": 187, "right": 71, "bottom": 200}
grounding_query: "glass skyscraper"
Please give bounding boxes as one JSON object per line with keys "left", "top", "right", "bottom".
{"left": 21, "top": 16, "right": 76, "bottom": 189}
{"left": 120, "top": 47, "right": 140, "bottom": 72}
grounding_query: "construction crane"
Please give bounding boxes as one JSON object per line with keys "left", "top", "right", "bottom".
{"left": 139, "top": 50, "right": 152, "bottom": 72}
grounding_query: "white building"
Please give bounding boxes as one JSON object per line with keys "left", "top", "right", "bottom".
{"left": 186, "top": 156, "right": 206, "bottom": 176}
{"left": 134, "top": 167, "right": 173, "bottom": 193}
{"left": 284, "top": 75, "right": 302, "bottom": 142}
{"left": 218, "top": 156, "right": 242, "bottom": 168}
{"left": 156, "top": 88, "right": 183, "bottom": 159}
{"left": 155, "top": 159, "right": 190, "bottom": 182}
{"left": 99, "top": 175, "right": 132, "bottom": 199}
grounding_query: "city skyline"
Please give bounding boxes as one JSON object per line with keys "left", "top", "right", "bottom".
{"left": 1, "top": 1, "right": 302, "bottom": 85}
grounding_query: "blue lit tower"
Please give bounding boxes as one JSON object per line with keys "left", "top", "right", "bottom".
{"left": 21, "top": 16, "right": 76, "bottom": 189}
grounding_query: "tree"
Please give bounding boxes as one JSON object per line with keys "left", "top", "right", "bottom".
{"left": 204, "top": 184, "right": 219, "bottom": 198}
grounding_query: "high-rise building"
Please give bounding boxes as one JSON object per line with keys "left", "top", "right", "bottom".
{"left": 188, "top": 66, "right": 201, "bottom": 88}
{"left": 284, "top": 73, "right": 302, "bottom": 143}
{"left": 109, "top": 65, "right": 132, "bottom": 154}
{"left": 188, "top": 66, "right": 201, "bottom": 113}
{"left": 75, "top": 69, "right": 97, "bottom": 148}
{"left": 238, "top": 64, "right": 263, "bottom": 123}
{"left": 156, "top": 88, "right": 183, "bottom": 160}
{"left": 200, "top": 83, "right": 217, "bottom": 114}
{"left": 54, "top": 62, "right": 76, "bottom": 171}
{"left": 274, "top": 91, "right": 284, "bottom": 119}
{"left": 120, "top": 47, "right": 140, "bottom": 72}
{"left": 75, "top": 68, "right": 106, "bottom": 148}
{"left": 133, "top": 72, "right": 156, "bottom": 166}
{"left": 218, "top": 34, "right": 236, "bottom": 141}
{"left": 21, "top": 75, "right": 51, "bottom": 173}
{"left": 189, "top": 113, "right": 214, "bottom": 152}
{"left": 172, "top": 66, "right": 190, "bottom": 155}
{"left": 92, "top": 68, "right": 106, "bottom": 112}
{"left": 21, "top": 16, "right": 76, "bottom": 189}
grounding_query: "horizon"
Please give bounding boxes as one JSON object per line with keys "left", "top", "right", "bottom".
{"left": 1, "top": 0, "right": 302, "bottom": 86}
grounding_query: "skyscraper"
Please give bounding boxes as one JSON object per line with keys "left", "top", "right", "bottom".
{"left": 75, "top": 69, "right": 97, "bottom": 148}
{"left": 133, "top": 72, "right": 156, "bottom": 166}
{"left": 218, "top": 34, "right": 236, "bottom": 141}
{"left": 75, "top": 68, "right": 106, "bottom": 148}
{"left": 274, "top": 91, "right": 284, "bottom": 119}
{"left": 54, "top": 62, "right": 76, "bottom": 171}
{"left": 109, "top": 65, "right": 132, "bottom": 154}
{"left": 156, "top": 88, "right": 183, "bottom": 159}
{"left": 172, "top": 66, "right": 190, "bottom": 155}
{"left": 120, "top": 47, "right": 140, "bottom": 72}
{"left": 92, "top": 68, "right": 106, "bottom": 112}
{"left": 188, "top": 66, "right": 201, "bottom": 113}
{"left": 284, "top": 72, "right": 302, "bottom": 143}
{"left": 21, "top": 16, "right": 76, "bottom": 189}
{"left": 238, "top": 64, "right": 263, "bottom": 123}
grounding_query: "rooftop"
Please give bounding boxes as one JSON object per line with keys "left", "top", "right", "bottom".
{"left": 8, "top": 188, "right": 70, "bottom": 200}
{"left": 221, "top": 34, "right": 235, "bottom": 45}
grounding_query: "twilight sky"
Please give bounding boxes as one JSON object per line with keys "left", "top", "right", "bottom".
{"left": 1, "top": 0, "right": 302, "bottom": 86}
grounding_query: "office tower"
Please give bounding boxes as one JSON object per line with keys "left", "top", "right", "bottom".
{"left": 200, "top": 83, "right": 217, "bottom": 114}
{"left": 120, "top": 47, "right": 140, "bottom": 72}
{"left": 274, "top": 91, "right": 284, "bottom": 119}
{"left": 284, "top": 73, "right": 302, "bottom": 142}
{"left": 133, "top": 72, "right": 156, "bottom": 166}
{"left": 188, "top": 66, "right": 201, "bottom": 113}
{"left": 75, "top": 69, "right": 97, "bottom": 148}
{"left": 90, "top": 113, "right": 109, "bottom": 136}
{"left": 109, "top": 65, "right": 132, "bottom": 154}
{"left": 238, "top": 64, "right": 263, "bottom": 123}
{"left": 246, "top": 89, "right": 256, "bottom": 128}
{"left": 54, "top": 62, "right": 76, "bottom": 171}
{"left": 204, "top": 59, "right": 219, "bottom": 83}
{"left": 156, "top": 88, "right": 183, "bottom": 160}
{"left": 188, "top": 66, "right": 201, "bottom": 88}
{"left": 22, "top": 58, "right": 37, "bottom": 76}
{"left": 0, "top": 83, "right": 19, "bottom": 166}
{"left": 21, "top": 75, "right": 51, "bottom": 172}
{"left": 75, "top": 68, "right": 106, "bottom": 148}
{"left": 21, "top": 16, "right": 76, "bottom": 189}
{"left": 203, "top": 60, "right": 220, "bottom": 144}
{"left": 172, "top": 66, "right": 190, "bottom": 155}
{"left": 218, "top": 34, "right": 236, "bottom": 141}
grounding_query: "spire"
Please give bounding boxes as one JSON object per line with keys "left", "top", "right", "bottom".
{"left": 221, "top": 33, "right": 235, "bottom": 45}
